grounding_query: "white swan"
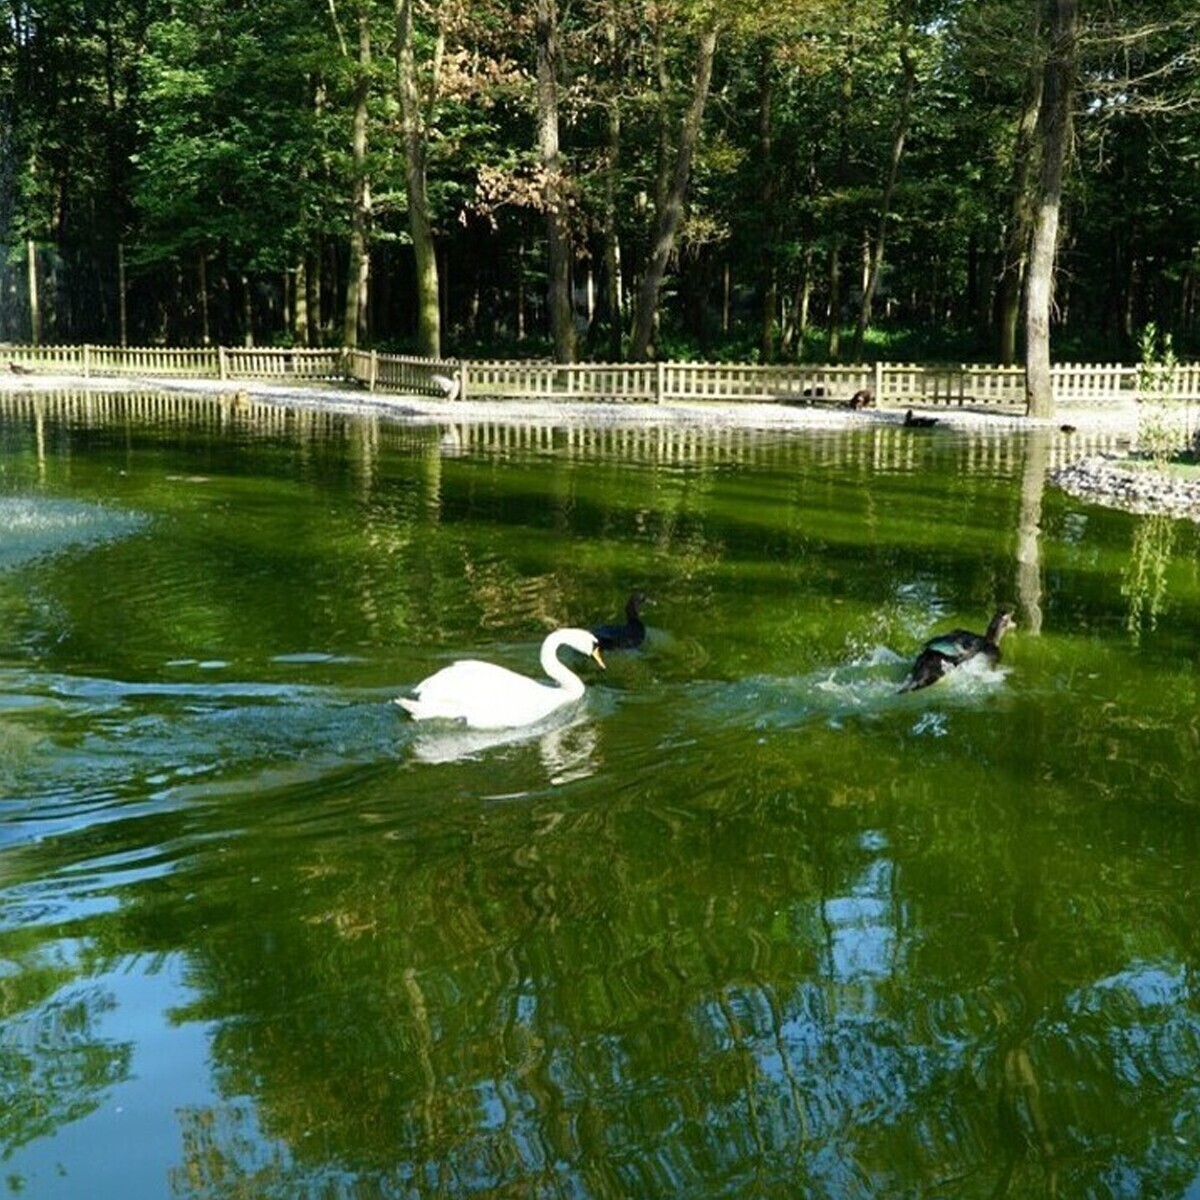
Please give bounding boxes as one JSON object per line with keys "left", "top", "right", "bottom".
{"left": 395, "top": 628, "right": 605, "bottom": 729}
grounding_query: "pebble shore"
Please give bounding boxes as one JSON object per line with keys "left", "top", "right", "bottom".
{"left": 1049, "top": 455, "right": 1200, "bottom": 522}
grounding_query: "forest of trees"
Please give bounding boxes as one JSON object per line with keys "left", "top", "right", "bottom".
{"left": 1, "top": 0, "right": 1198, "bottom": 388}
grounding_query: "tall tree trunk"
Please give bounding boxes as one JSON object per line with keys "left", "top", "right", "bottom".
{"left": 1024, "top": 0, "right": 1077, "bottom": 419}
{"left": 851, "top": 43, "right": 916, "bottom": 363}
{"left": 26, "top": 238, "right": 40, "bottom": 346}
{"left": 536, "top": 0, "right": 575, "bottom": 362}
{"left": 630, "top": 23, "right": 718, "bottom": 362}
{"left": 998, "top": 14, "right": 1044, "bottom": 365}
{"left": 294, "top": 256, "right": 310, "bottom": 346}
{"left": 602, "top": 3, "right": 624, "bottom": 360}
{"left": 827, "top": 242, "right": 842, "bottom": 363}
{"left": 826, "top": 57, "right": 853, "bottom": 363}
{"left": 198, "top": 252, "right": 211, "bottom": 345}
{"left": 117, "top": 240, "right": 128, "bottom": 347}
{"left": 240, "top": 273, "right": 254, "bottom": 346}
{"left": 758, "top": 55, "right": 778, "bottom": 364}
{"left": 343, "top": 5, "right": 372, "bottom": 349}
{"left": 309, "top": 247, "right": 325, "bottom": 345}
{"left": 396, "top": 0, "right": 442, "bottom": 357}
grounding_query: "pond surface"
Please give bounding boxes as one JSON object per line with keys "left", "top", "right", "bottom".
{"left": 1, "top": 392, "right": 1199, "bottom": 1199}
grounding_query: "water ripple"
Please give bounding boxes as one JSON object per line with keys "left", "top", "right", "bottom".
{"left": 0, "top": 496, "right": 148, "bottom": 572}
{"left": 0, "top": 667, "right": 404, "bottom": 833}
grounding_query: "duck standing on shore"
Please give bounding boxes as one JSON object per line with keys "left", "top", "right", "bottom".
{"left": 899, "top": 609, "right": 1016, "bottom": 692}
{"left": 904, "top": 409, "right": 939, "bottom": 428}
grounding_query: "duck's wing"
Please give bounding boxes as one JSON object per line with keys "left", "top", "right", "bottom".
{"left": 407, "top": 661, "right": 539, "bottom": 710}
{"left": 409, "top": 659, "right": 493, "bottom": 695}
{"left": 899, "top": 648, "right": 947, "bottom": 692}
{"left": 921, "top": 629, "right": 984, "bottom": 663}
{"left": 400, "top": 659, "right": 566, "bottom": 725}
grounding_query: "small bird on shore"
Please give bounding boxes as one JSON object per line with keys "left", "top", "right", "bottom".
{"left": 8, "top": 361, "right": 33, "bottom": 375}
{"left": 899, "top": 609, "right": 1016, "bottom": 693}
{"left": 430, "top": 373, "right": 461, "bottom": 400}
{"left": 848, "top": 389, "right": 874, "bottom": 410}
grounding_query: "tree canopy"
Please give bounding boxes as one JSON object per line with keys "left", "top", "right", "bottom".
{"left": 1, "top": 0, "right": 1198, "bottom": 363}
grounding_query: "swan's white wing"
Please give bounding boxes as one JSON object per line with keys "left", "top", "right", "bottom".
{"left": 398, "top": 659, "right": 573, "bottom": 728}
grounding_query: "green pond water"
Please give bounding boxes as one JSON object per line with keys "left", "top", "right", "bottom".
{"left": 1, "top": 392, "right": 1199, "bottom": 1199}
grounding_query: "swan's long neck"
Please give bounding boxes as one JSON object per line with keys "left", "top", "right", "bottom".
{"left": 540, "top": 632, "right": 586, "bottom": 697}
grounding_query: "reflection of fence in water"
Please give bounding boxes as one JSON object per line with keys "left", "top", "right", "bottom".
{"left": 439, "top": 419, "right": 1128, "bottom": 474}
{"left": 1, "top": 391, "right": 1130, "bottom": 474}
{"left": 1, "top": 389, "right": 359, "bottom": 439}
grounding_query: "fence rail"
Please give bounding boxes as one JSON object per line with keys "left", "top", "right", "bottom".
{"left": 5, "top": 343, "right": 1198, "bottom": 408}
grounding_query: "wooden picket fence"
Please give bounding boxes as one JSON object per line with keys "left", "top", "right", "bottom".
{"left": 5, "top": 343, "right": 1200, "bottom": 408}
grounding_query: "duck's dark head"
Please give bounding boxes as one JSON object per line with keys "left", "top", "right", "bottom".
{"left": 626, "top": 591, "right": 651, "bottom": 618}
{"left": 988, "top": 609, "right": 1016, "bottom": 642}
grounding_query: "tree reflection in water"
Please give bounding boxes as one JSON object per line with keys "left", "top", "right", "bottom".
{"left": 1122, "top": 512, "right": 1176, "bottom": 644}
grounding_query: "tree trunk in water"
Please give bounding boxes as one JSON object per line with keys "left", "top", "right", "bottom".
{"left": 1024, "top": 0, "right": 1077, "bottom": 419}
{"left": 1016, "top": 427, "right": 1048, "bottom": 635}
{"left": 630, "top": 24, "right": 718, "bottom": 362}
{"left": 396, "top": 0, "right": 442, "bottom": 357}
{"left": 536, "top": 0, "right": 575, "bottom": 362}
{"left": 851, "top": 44, "right": 916, "bottom": 363}
{"left": 343, "top": 5, "right": 372, "bottom": 350}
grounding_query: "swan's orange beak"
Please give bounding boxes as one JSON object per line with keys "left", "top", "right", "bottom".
{"left": 591, "top": 646, "right": 606, "bottom": 670}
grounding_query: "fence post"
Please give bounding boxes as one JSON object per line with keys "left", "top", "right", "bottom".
{"left": 656, "top": 361, "right": 665, "bottom": 404}
{"left": 218, "top": 346, "right": 228, "bottom": 380}
{"left": 369, "top": 351, "right": 378, "bottom": 392}
{"left": 82, "top": 344, "right": 91, "bottom": 379}
{"left": 459, "top": 361, "right": 469, "bottom": 402}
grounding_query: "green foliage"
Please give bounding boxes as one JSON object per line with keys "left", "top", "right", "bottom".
{"left": 1136, "top": 323, "right": 1181, "bottom": 466}
{"left": 1122, "top": 512, "right": 1176, "bottom": 645}
{"left": 131, "top": 3, "right": 346, "bottom": 271}
{"left": 1, "top": 0, "right": 1200, "bottom": 353}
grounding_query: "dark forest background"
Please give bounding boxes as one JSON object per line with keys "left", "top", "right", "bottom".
{"left": 1, "top": 0, "right": 1198, "bottom": 366}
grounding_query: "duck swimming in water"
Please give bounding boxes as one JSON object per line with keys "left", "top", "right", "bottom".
{"left": 395, "top": 628, "right": 605, "bottom": 729}
{"left": 592, "top": 591, "right": 651, "bottom": 651}
{"left": 899, "top": 609, "right": 1016, "bottom": 693}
